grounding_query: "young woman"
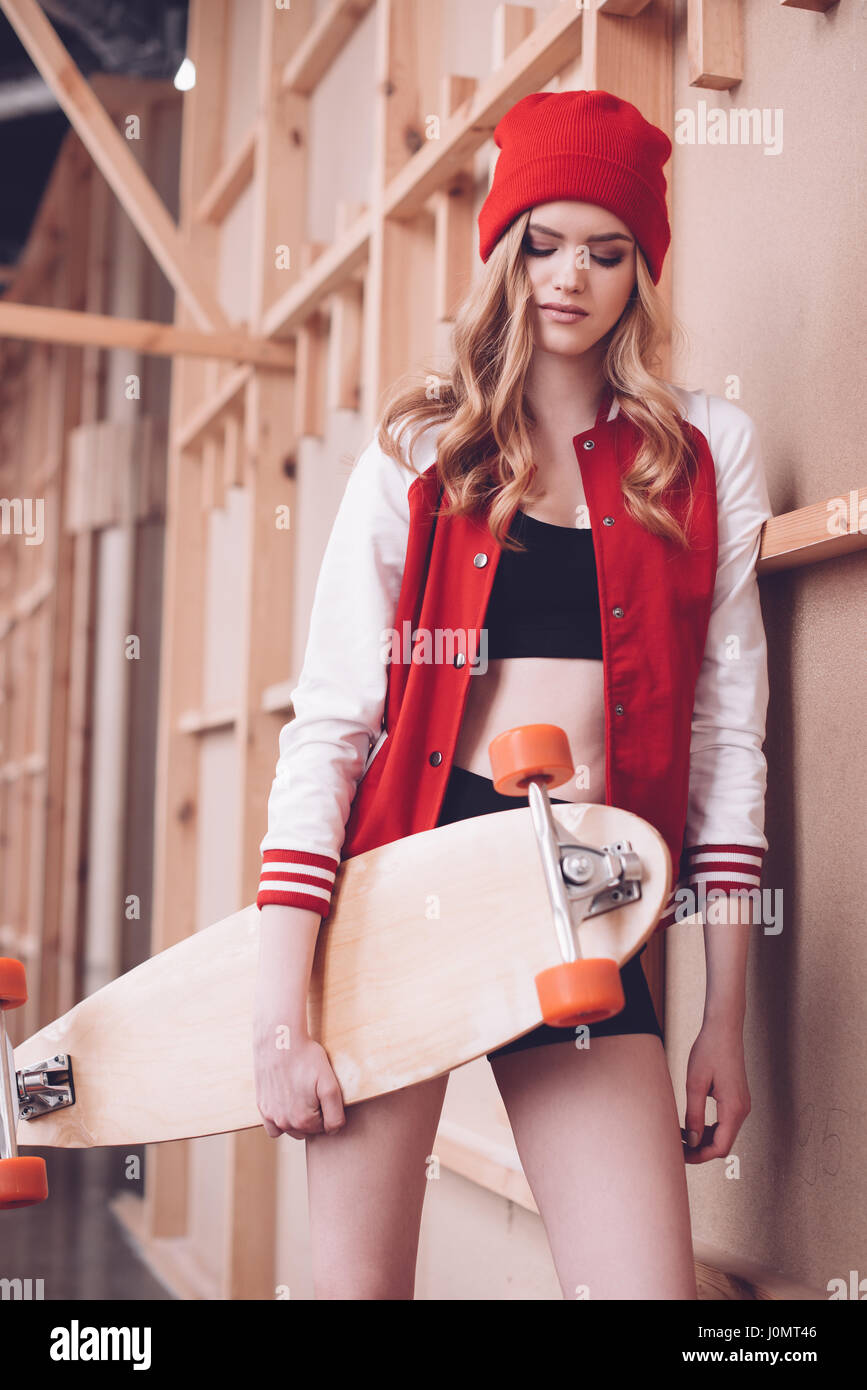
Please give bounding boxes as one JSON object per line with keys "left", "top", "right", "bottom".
{"left": 253, "top": 90, "right": 772, "bottom": 1300}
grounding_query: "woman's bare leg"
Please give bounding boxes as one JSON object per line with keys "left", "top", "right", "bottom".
{"left": 490, "top": 1034, "right": 697, "bottom": 1300}
{"left": 305, "top": 1072, "right": 449, "bottom": 1299}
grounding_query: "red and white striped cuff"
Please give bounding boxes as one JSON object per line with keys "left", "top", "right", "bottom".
{"left": 256, "top": 849, "right": 339, "bottom": 916}
{"left": 654, "top": 843, "right": 767, "bottom": 930}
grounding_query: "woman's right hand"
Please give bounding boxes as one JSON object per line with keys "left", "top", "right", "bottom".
{"left": 254, "top": 1023, "right": 346, "bottom": 1141}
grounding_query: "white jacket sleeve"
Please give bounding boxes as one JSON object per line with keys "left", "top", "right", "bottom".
{"left": 665, "top": 394, "right": 773, "bottom": 923}
{"left": 256, "top": 432, "right": 413, "bottom": 914}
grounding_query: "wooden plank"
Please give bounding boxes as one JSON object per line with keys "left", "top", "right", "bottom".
{"left": 222, "top": 411, "right": 244, "bottom": 491}
{"left": 143, "top": 0, "right": 232, "bottom": 1248}
{"left": 174, "top": 365, "right": 253, "bottom": 453}
{"left": 249, "top": 0, "right": 310, "bottom": 329}
{"left": 757, "top": 491, "right": 867, "bottom": 574}
{"left": 779, "top": 0, "right": 836, "bottom": 11}
{"left": 327, "top": 203, "right": 365, "bottom": 411}
{"left": 687, "top": 0, "right": 743, "bottom": 90}
{"left": 261, "top": 209, "right": 372, "bottom": 340}
{"left": 487, "top": 5, "right": 536, "bottom": 188}
{"left": 598, "top": 0, "right": 653, "bottom": 13}
{"left": 194, "top": 126, "right": 257, "bottom": 226}
{"left": 294, "top": 307, "right": 328, "bottom": 438}
{"left": 221, "top": 1128, "right": 278, "bottom": 1302}
{"left": 1, "top": 0, "right": 230, "bottom": 332}
{"left": 361, "top": 0, "right": 443, "bottom": 424}
{"left": 281, "top": 0, "right": 376, "bottom": 94}
{"left": 433, "top": 76, "right": 477, "bottom": 325}
{"left": 200, "top": 434, "right": 220, "bottom": 513}
{"left": 0, "top": 302, "right": 294, "bottom": 369}
{"left": 293, "top": 241, "right": 329, "bottom": 439}
{"left": 177, "top": 706, "right": 237, "bottom": 736}
{"left": 693, "top": 1241, "right": 827, "bottom": 1301}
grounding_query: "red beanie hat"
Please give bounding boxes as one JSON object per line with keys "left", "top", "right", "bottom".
{"left": 478, "top": 90, "right": 672, "bottom": 284}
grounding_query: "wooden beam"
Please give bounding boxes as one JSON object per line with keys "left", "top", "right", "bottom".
{"left": 597, "top": 0, "right": 654, "bottom": 13}
{"left": 687, "top": 0, "right": 743, "bottom": 90}
{"left": 0, "top": 0, "right": 230, "bottom": 332}
{"left": 0, "top": 302, "right": 294, "bottom": 369}
{"left": 327, "top": 202, "right": 365, "bottom": 410}
{"left": 222, "top": 411, "right": 243, "bottom": 490}
{"left": 174, "top": 364, "right": 251, "bottom": 453}
{"left": 177, "top": 706, "right": 237, "bottom": 736}
{"left": 281, "top": 0, "right": 376, "bottom": 94}
{"left": 433, "top": 76, "right": 477, "bottom": 325}
{"left": 193, "top": 126, "right": 257, "bottom": 226}
{"left": 757, "top": 490, "right": 867, "bottom": 574}
{"left": 293, "top": 243, "right": 329, "bottom": 439}
{"left": 261, "top": 210, "right": 371, "bottom": 340}
{"left": 780, "top": 0, "right": 837, "bottom": 10}
{"left": 693, "top": 1242, "right": 827, "bottom": 1300}
{"left": 144, "top": 0, "right": 232, "bottom": 1248}
{"left": 486, "top": 8, "right": 537, "bottom": 200}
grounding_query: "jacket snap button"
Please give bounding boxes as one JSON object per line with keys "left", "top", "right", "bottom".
{"left": 582, "top": 440, "right": 595, "bottom": 450}
{"left": 473, "top": 553, "right": 488, "bottom": 568}
{"left": 612, "top": 606, "right": 624, "bottom": 618}
{"left": 454, "top": 653, "right": 466, "bottom": 667}
{"left": 614, "top": 703, "right": 624, "bottom": 716}
{"left": 603, "top": 515, "right": 614, "bottom": 526}
{"left": 429, "top": 751, "right": 443, "bottom": 766}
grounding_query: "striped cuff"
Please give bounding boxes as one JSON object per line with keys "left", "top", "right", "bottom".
{"left": 256, "top": 849, "right": 339, "bottom": 916}
{"left": 654, "top": 843, "right": 767, "bottom": 930}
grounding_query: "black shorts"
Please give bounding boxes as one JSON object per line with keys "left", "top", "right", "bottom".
{"left": 434, "top": 763, "right": 664, "bottom": 1061}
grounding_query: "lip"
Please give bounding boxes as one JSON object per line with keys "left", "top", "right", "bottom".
{"left": 539, "top": 303, "right": 589, "bottom": 321}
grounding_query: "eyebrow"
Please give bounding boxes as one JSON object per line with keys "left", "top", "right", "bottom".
{"left": 527, "top": 222, "right": 635, "bottom": 245}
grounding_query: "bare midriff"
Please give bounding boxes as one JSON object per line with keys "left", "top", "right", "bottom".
{"left": 452, "top": 657, "right": 606, "bottom": 802}
{"left": 451, "top": 487, "right": 607, "bottom": 802}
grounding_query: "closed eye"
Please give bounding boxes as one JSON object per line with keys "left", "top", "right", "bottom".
{"left": 523, "top": 239, "right": 623, "bottom": 267}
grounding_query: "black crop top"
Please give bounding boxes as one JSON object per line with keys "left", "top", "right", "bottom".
{"left": 482, "top": 509, "right": 603, "bottom": 660}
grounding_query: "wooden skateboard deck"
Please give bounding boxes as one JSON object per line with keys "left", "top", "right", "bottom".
{"left": 11, "top": 800, "right": 670, "bottom": 1151}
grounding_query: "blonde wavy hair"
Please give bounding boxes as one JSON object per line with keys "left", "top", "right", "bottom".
{"left": 376, "top": 207, "right": 701, "bottom": 552}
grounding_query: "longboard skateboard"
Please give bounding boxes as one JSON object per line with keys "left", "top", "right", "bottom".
{"left": 0, "top": 724, "right": 672, "bottom": 1207}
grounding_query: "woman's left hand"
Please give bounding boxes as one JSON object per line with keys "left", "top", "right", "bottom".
{"left": 681, "top": 1018, "right": 751, "bottom": 1165}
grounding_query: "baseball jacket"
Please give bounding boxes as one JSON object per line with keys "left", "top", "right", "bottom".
{"left": 257, "top": 381, "right": 773, "bottom": 932}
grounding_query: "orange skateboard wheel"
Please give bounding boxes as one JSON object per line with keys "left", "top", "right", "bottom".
{"left": 535, "top": 957, "right": 625, "bottom": 1027}
{"left": 0, "top": 958, "right": 27, "bottom": 1010}
{"left": 0, "top": 1156, "right": 49, "bottom": 1209}
{"left": 488, "top": 724, "right": 574, "bottom": 796}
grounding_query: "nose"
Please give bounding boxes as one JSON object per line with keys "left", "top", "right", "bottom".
{"left": 552, "top": 245, "right": 588, "bottom": 293}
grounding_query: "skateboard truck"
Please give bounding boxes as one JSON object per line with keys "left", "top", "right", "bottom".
{"left": 530, "top": 785, "right": 642, "bottom": 948}
{"left": 10, "top": 1047, "right": 75, "bottom": 1120}
{"left": 489, "top": 724, "right": 646, "bottom": 1030}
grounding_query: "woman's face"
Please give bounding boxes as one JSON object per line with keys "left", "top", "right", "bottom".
{"left": 522, "top": 200, "right": 637, "bottom": 356}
